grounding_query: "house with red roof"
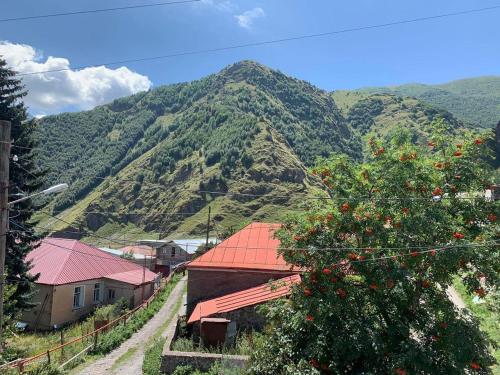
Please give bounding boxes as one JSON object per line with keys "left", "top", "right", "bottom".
{"left": 186, "top": 222, "right": 300, "bottom": 323}
{"left": 22, "top": 238, "right": 160, "bottom": 330}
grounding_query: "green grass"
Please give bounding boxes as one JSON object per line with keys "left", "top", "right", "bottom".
{"left": 142, "top": 337, "right": 166, "bottom": 375}
{"left": 171, "top": 332, "right": 257, "bottom": 356}
{"left": 6, "top": 276, "right": 180, "bottom": 374}
{"left": 453, "top": 279, "right": 500, "bottom": 374}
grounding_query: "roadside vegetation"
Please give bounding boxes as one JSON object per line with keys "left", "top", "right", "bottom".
{"left": 454, "top": 279, "right": 500, "bottom": 374}
{"left": 142, "top": 337, "right": 166, "bottom": 375}
{"left": 171, "top": 332, "right": 258, "bottom": 356}
{"left": 1, "top": 275, "right": 180, "bottom": 374}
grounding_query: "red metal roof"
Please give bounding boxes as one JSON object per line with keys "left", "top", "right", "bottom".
{"left": 105, "top": 269, "right": 156, "bottom": 286}
{"left": 187, "top": 222, "right": 295, "bottom": 272}
{"left": 188, "top": 274, "right": 301, "bottom": 324}
{"left": 27, "top": 238, "right": 157, "bottom": 285}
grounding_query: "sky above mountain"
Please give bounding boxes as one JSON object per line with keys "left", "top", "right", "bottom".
{"left": 1, "top": 0, "right": 499, "bottom": 115}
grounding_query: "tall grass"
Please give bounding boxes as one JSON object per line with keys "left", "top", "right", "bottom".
{"left": 142, "top": 337, "right": 166, "bottom": 375}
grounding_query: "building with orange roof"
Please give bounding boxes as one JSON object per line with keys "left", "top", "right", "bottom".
{"left": 186, "top": 222, "right": 299, "bottom": 316}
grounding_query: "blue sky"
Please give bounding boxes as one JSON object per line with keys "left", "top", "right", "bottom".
{"left": 1, "top": 0, "right": 499, "bottom": 115}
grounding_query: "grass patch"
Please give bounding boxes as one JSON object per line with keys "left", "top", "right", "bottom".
{"left": 142, "top": 337, "right": 166, "bottom": 375}
{"left": 453, "top": 279, "right": 499, "bottom": 374}
{"left": 171, "top": 361, "right": 246, "bottom": 375}
{"left": 171, "top": 332, "right": 256, "bottom": 356}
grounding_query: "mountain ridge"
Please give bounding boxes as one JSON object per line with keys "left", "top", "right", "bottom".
{"left": 33, "top": 60, "right": 489, "bottom": 243}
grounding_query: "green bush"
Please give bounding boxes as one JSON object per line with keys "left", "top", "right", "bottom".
{"left": 172, "top": 361, "right": 246, "bottom": 375}
{"left": 25, "top": 363, "right": 64, "bottom": 375}
{"left": 142, "top": 337, "right": 166, "bottom": 375}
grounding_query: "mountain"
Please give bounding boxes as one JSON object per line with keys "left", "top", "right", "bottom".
{"left": 358, "top": 76, "right": 500, "bottom": 128}
{"left": 34, "top": 61, "right": 473, "bottom": 243}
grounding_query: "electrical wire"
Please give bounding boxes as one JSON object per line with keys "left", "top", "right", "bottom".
{"left": 16, "top": 5, "right": 500, "bottom": 76}
{"left": 0, "top": 0, "right": 201, "bottom": 23}
{"left": 10, "top": 223, "right": 498, "bottom": 253}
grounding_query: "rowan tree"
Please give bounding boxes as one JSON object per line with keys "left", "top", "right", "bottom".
{"left": 250, "top": 125, "right": 499, "bottom": 374}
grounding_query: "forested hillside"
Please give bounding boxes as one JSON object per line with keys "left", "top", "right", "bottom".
{"left": 359, "top": 76, "right": 500, "bottom": 128}
{"left": 34, "top": 61, "right": 478, "bottom": 242}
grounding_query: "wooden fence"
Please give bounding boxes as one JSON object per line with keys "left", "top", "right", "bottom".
{"left": 0, "top": 274, "right": 174, "bottom": 374}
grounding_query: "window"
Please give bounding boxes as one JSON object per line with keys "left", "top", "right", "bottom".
{"left": 73, "top": 286, "right": 84, "bottom": 309}
{"left": 171, "top": 247, "right": 176, "bottom": 257}
{"left": 108, "top": 289, "right": 115, "bottom": 301}
{"left": 93, "top": 283, "right": 101, "bottom": 303}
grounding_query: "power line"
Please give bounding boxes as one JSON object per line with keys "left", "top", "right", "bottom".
{"left": 16, "top": 5, "right": 500, "bottom": 76}
{"left": 0, "top": 0, "right": 201, "bottom": 23}
{"left": 10, "top": 223, "right": 498, "bottom": 253}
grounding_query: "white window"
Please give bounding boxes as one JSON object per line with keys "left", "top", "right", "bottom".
{"left": 93, "top": 283, "right": 101, "bottom": 303}
{"left": 73, "top": 286, "right": 84, "bottom": 309}
{"left": 108, "top": 289, "right": 116, "bottom": 301}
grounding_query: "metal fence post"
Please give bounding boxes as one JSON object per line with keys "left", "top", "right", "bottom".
{"left": 60, "top": 331, "right": 65, "bottom": 361}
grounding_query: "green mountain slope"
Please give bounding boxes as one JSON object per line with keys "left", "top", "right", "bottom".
{"left": 34, "top": 61, "right": 472, "bottom": 242}
{"left": 35, "top": 61, "right": 359, "bottom": 242}
{"left": 359, "top": 76, "right": 500, "bottom": 128}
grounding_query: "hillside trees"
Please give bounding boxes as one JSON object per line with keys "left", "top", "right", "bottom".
{"left": 0, "top": 58, "right": 44, "bottom": 334}
{"left": 250, "top": 124, "right": 499, "bottom": 374}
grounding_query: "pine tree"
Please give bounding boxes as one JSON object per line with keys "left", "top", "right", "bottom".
{"left": 0, "top": 58, "right": 44, "bottom": 330}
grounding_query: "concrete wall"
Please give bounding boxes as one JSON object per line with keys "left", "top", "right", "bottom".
{"left": 187, "top": 269, "right": 295, "bottom": 316}
{"left": 51, "top": 279, "right": 106, "bottom": 328}
{"left": 21, "top": 284, "right": 54, "bottom": 330}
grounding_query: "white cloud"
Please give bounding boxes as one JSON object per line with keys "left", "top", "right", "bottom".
{"left": 199, "top": 0, "right": 234, "bottom": 12}
{"left": 0, "top": 41, "right": 152, "bottom": 114}
{"left": 235, "top": 7, "right": 265, "bottom": 29}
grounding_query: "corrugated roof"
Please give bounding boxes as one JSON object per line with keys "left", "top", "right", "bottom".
{"left": 187, "top": 222, "right": 294, "bottom": 272}
{"left": 188, "top": 274, "right": 301, "bottom": 323}
{"left": 27, "top": 238, "right": 157, "bottom": 285}
{"left": 105, "top": 269, "right": 157, "bottom": 285}
{"left": 119, "top": 245, "right": 154, "bottom": 256}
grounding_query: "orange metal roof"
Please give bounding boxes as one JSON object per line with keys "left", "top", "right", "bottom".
{"left": 187, "top": 222, "right": 295, "bottom": 272}
{"left": 188, "top": 274, "right": 301, "bottom": 324}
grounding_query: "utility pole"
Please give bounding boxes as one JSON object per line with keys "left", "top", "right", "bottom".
{"left": 141, "top": 253, "right": 147, "bottom": 303}
{"left": 205, "top": 206, "right": 211, "bottom": 251}
{"left": 0, "top": 120, "right": 11, "bottom": 343}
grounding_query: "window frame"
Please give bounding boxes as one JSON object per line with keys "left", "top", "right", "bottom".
{"left": 108, "top": 288, "right": 116, "bottom": 301}
{"left": 93, "top": 283, "right": 101, "bottom": 304}
{"left": 73, "top": 285, "right": 85, "bottom": 309}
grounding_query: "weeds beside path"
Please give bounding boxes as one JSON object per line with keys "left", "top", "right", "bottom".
{"left": 73, "top": 276, "right": 187, "bottom": 375}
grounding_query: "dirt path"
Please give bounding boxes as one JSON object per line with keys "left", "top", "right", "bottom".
{"left": 75, "top": 276, "right": 187, "bottom": 375}
{"left": 447, "top": 285, "right": 466, "bottom": 309}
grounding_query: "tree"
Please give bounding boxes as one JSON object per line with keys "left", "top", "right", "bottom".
{"left": 0, "top": 58, "right": 45, "bottom": 334}
{"left": 250, "top": 126, "right": 499, "bottom": 374}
